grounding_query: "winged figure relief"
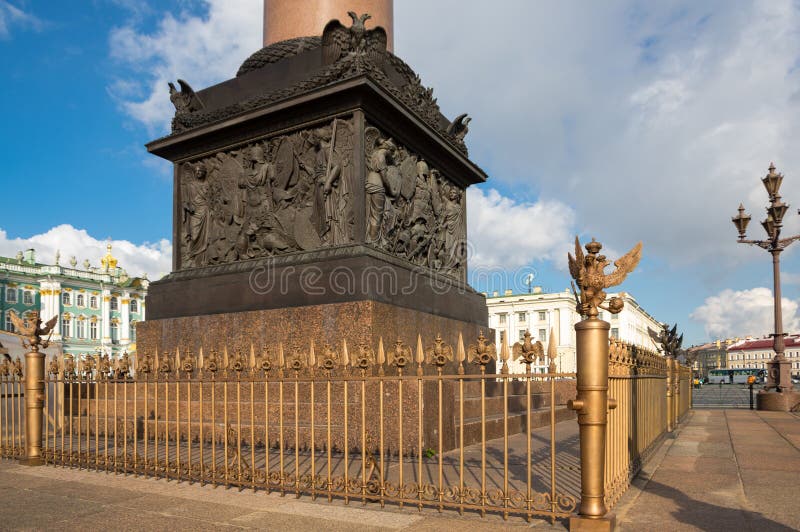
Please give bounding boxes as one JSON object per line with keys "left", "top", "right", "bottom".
{"left": 568, "top": 237, "right": 642, "bottom": 319}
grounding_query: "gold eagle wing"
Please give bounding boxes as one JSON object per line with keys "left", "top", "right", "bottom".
{"left": 567, "top": 236, "right": 584, "bottom": 282}
{"left": 604, "top": 242, "right": 643, "bottom": 289}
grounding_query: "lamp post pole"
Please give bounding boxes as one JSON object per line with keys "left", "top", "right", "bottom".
{"left": 732, "top": 163, "right": 799, "bottom": 403}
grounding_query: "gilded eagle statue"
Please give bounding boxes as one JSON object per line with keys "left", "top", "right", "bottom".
{"left": 512, "top": 330, "right": 544, "bottom": 368}
{"left": 8, "top": 310, "right": 57, "bottom": 352}
{"left": 568, "top": 237, "right": 642, "bottom": 319}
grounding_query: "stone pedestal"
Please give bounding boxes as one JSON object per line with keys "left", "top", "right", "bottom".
{"left": 140, "top": 14, "right": 493, "bottom": 450}
{"left": 756, "top": 390, "right": 800, "bottom": 412}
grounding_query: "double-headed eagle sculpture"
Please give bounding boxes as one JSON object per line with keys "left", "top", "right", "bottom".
{"left": 568, "top": 237, "right": 642, "bottom": 319}
{"left": 8, "top": 310, "right": 57, "bottom": 352}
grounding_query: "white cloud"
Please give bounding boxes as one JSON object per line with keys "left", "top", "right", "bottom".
{"left": 106, "top": 0, "right": 800, "bottom": 292}
{"left": 467, "top": 188, "right": 575, "bottom": 269}
{"left": 0, "top": 225, "right": 171, "bottom": 280}
{"left": 0, "top": 1, "right": 43, "bottom": 39}
{"left": 395, "top": 0, "right": 800, "bottom": 271}
{"left": 689, "top": 287, "right": 800, "bottom": 338}
{"left": 109, "top": 0, "right": 262, "bottom": 133}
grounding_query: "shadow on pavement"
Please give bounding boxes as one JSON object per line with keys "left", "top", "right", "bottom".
{"left": 637, "top": 479, "right": 795, "bottom": 532}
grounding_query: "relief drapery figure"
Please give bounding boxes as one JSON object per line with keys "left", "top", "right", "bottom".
{"left": 365, "top": 127, "right": 399, "bottom": 244}
{"left": 179, "top": 117, "right": 355, "bottom": 268}
{"left": 182, "top": 163, "right": 211, "bottom": 265}
{"left": 364, "top": 124, "right": 466, "bottom": 281}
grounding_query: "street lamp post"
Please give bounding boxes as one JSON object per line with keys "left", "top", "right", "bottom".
{"left": 732, "top": 163, "right": 800, "bottom": 410}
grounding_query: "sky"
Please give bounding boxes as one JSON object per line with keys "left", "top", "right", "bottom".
{"left": 2, "top": 0, "right": 800, "bottom": 345}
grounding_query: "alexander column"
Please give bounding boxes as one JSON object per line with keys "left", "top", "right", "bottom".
{"left": 263, "top": 0, "right": 394, "bottom": 50}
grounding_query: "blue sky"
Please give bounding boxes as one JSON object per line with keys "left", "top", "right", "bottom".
{"left": 2, "top": 0, "right": 800, "bottom": 345}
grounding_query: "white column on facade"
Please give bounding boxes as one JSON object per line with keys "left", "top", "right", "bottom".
{"left": 120, "top": 291, "right": 131, "bottom": 345}
{"left": 101, "top": 288, "right": 111, "bottom": 348}
{"left": 43, "top": 281, "right": 62, "bottom": 341}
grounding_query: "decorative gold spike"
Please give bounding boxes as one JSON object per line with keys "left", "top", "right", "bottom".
{"left": 456, "top": 332, "right": 465, "bottom": 375}
{"left": 249, "top": 344, "right": 256, "bottom": 369}
{"left": 198, "top": 347, "right": 205, "bottom": 373}
{"left": 377, "top": 337, "right": 385, "bottom": 376}
{"left": 500, "top": 334, "right": 510, "bottom": 375}
{"left": 547, "top": 327, "right": 558, "bottom": 373}
{"left": 341, "top": 339, "right": 349, "bottom": 367}
{"left": 309, "top": 340, "right": 316, "bottom": 368}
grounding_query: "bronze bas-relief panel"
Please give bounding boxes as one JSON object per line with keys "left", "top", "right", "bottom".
{"left": 364, "top": 123, "right": 466, "bottom": 282}
{"left": 179, "top": 116, "right": 356, "bottom": 269}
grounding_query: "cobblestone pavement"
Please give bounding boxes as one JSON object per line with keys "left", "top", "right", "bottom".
{"left": 691, "top": 384, "right": 754, "bottom": 408}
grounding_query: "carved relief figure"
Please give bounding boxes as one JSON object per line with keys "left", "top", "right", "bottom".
{"left": 365, "top": 127, "right": 399, "bottom": 244}
{"left": 179, "top": 117, "right": 355, "bottom": 269}
{"left": 364, "top": 124, "right": 466, "bottom": 280}
{"left": 182, "top": 163, "right": 211, "bottom": 265}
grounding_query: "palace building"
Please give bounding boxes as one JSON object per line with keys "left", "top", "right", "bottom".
{"left": 486, "top": 288, "right": 663, "bottom": 374}
{"left": 0, "top": 245, "right": 148, "bottom": 359}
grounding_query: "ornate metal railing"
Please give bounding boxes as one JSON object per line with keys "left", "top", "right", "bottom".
{"left": 22, "top": 334, "right": 579, "bottom": 522}
{"left": 0, "top": 357, "right": 25, "bottom": 459}
{"left": 678, "top": 365, "right": 692, "bottom": 419}
{"left": 604, "top": 340, "right": 690, "bottom": 507}
{"left": 1, "top": 331, "right": 693, "bottom": 525}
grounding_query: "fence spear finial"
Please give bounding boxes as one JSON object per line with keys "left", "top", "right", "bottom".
{"left": 457, "top": 332, "right": 465, "bottom": 375}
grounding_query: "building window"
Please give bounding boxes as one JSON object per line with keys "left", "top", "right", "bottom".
{"left": 110, "top": 297, "right": 118, "bottom": 311}
{"left": 5, "top": 288, "right": 17, "bottom": 303}
{"left": 76, "top": 294, "right": 85, "bottom": 307}
{"left": 538, "top": 329, "right": 547, "bottom": 343}
{"left": 498, "top": 314, "right": 506, "bottom": 325}
{"left": 130, "top": 322, "right": 137, "bottom": 341}
{"left": 538, "top": 311, "right": 547, "bottom": 321}
{"left": 110, "top": 322, "right": 119, "bottom": 342}
{"left": 62, "top": 292, "right": 71, "bottom": 306}
{"left": 518, "top": 312, "right": 527, "bottom": 323}
{"left": 76, "top": 319, "right": 85, "bottom": 339}
{"left": 22, "top": 291, "right": 33, "bottom": 305}
{"left": 62, "top": 318, "right": 71, "bottom": 338}
{"left": 130, "top": 299, "right": 138, "bottom": 313}
{"left": 90, "top": 296, "right": 98, "bottom": 309}
{"left": 519, "top": 330, "right": 527, "bottom": 341}
{"left": 90, "top": 321, "right": 98, "bottom": 340}
{"left": 5, "top": 313, "right": 14, "bottom": 333}
{"left": 611, "top": 328, "right": 620, "bottom": 339}
{"left": 598, "top": 311, "right": 605, "bottom": 321}
{"left": 611, "top": 312, "right": 618, "bottom": 320}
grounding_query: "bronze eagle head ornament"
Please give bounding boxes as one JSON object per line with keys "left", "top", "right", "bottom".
{"left": 568, "top": 237, "right": 642, "bottom": 319}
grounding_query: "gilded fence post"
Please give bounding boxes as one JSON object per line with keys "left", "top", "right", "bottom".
{"left": 569, "top": 317, "right": 615, "bottom": 525}
{"left": 10, "top": 311, "right": 57, "bottom": 466}
{"left": 665, "top": 356, "right": 674, "bottom": 433}
{"left": 567, "top": 237, "right": 641, "bottom": 531}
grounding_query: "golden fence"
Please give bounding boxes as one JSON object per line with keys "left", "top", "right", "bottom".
{"left": 0, "top": 358, "right": 25, "bottom": 459}
{"left": 678, "top": 365, "right": 692, "bottom": 419}
{"left": 1, "top": 331, "right": 694, "bottom": 524}
{"left": 27, "top": 334, "right": 580, "bottom": 522}
{"left": 604, "top": 340, "right": 689, "bottom": 507}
